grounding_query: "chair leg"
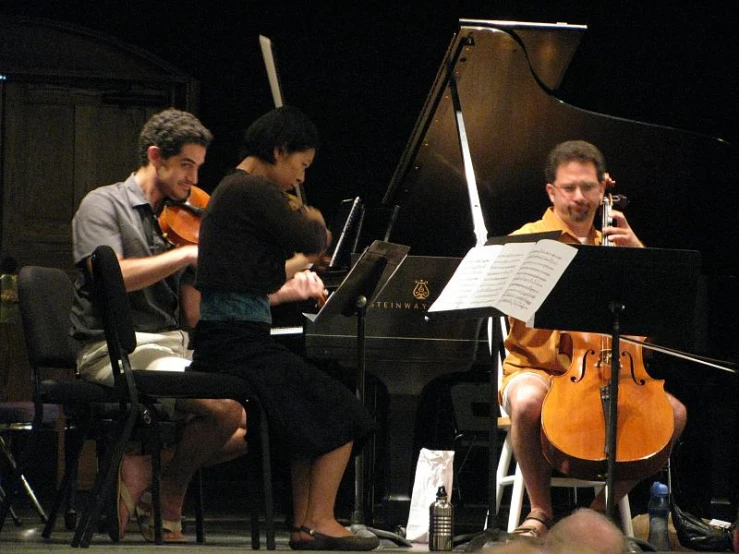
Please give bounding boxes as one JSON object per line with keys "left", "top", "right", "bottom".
{"left": 53, "top": 416, "right": 92, "bottom": 535}
{"left": 508, "top": 464, "right": 525, "bottom": 532}
{"left": 0, "top": 484, "right": 22, "bottom": 527}
{"left": 495, "top": 434, "right": 513, "bottom": 514}
{"left": 250, "top": 398, "right": 275, "bottom": 551}
{"left": 149, "top": 424, "right": 164, "bottom": 545}
{"left": 247, "top": 441, "right": 261, "bottom": 550}
{"left": 72, "top": 407, "right": 137, "bottom": 547}
{"left": 618, "top": 494, "right": 634, "bottom": 537}
{"left": 19, "top": 473, "right": 48, "bottom": 522}
{"left": 193, "top": 468, "right": 205, "bottom": 543}
{"left": 0, "top": 428, "right": 48, "bottom": 530}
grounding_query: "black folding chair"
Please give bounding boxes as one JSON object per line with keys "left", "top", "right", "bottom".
{"left": 72, "top": 245, "right": 275, "bottom": 548}
{"left": 0, "top": 266, "right": 109, "bottom": 537}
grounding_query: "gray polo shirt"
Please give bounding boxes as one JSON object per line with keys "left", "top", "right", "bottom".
{"left": 70, "top": 174, "right": 189, "bottom": 342}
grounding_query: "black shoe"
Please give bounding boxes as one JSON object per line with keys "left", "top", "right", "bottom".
{"left": 290, "top": 526, "right": 380, "bottom": 551}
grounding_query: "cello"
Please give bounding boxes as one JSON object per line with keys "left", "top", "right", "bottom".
{"left": 540, "top": 184, "right": 675, "bottom": 482}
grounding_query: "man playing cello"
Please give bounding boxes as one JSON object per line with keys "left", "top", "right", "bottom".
{"left": 500, "top": 140, "right": 687, "bottom": 538}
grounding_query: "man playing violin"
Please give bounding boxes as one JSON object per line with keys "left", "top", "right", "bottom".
{"left": 500, "top": 140, "right": 687, "bottom": 538}
{"left": 70, "top": 108, "right": 249, "bottom": 542}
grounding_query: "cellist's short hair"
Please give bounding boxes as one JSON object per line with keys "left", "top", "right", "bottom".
{"left": 238, "top": 106, "right": 320, "bottom": 164}
{"left": 138, "top": 108, "right": 213, "bottom": 166}
{"left": 545, "top": 140, "right": 606, "bottom": 183}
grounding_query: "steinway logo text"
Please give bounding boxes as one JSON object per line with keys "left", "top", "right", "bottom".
{"left": 369, "top": 279, "right": 432, "bottom": 311}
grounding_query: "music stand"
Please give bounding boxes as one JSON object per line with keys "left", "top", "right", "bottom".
{"left": 533, "top": 244, "right": 702, "bottom": 518}
{"left": 424, "top": 233, "right": 567, "bottom": 549}
{"left": 307, "top": 240, "right": 410, "bottom": 543}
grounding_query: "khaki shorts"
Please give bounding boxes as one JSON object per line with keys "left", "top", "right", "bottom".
{"left": 500, "top": 370, "right": 552, "bottom": 416}
{"left": 77, "top": 330, "right": 191, "bottom": 418}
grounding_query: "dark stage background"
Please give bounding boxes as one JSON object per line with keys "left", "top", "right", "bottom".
{"left": 2, "top": 0, "right": 737, "bottom": 219}
{"left": 2, "top": 0, "right": 738, "bottom": 523}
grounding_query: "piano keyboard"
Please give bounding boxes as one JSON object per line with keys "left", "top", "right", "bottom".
{"left": 270, "top": 326, "right": 303, "bottom": 336}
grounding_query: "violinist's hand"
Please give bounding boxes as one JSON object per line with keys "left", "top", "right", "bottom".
{"left": 285, "top": 253, "right": 314, "bottom": 278}
{"left": 268, "top": 270, "right": 327, "bottom": 306}
{"left": 303, "top": 206, "right": 326, "bottom": 227}
{"left": 602, "top": 210, "right": 644, "bottom": 247}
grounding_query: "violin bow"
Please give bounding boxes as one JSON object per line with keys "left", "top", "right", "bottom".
{"left": 259, "top": 34, "right": 306, "bottom": 206}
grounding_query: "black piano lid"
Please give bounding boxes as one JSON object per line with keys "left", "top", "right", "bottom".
{"left": 382, "top": 19, "right": 739, "bottom": 279}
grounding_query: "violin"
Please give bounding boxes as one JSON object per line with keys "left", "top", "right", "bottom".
{"left": 158, "top": 185, "right": 210, "bottom": 247}
{"left": 540, "top": 177, "right": 674, "bottom": 481}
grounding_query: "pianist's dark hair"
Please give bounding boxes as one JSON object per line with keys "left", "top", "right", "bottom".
{"left": 238, "top": 106, "right": 320, "bottom": 164}
{"left": 545, "top": 140, "right": 606, "bottom": 183}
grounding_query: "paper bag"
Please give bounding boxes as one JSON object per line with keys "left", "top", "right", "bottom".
{"left": 405, "top": 448, "right": 454, "bottom": 543}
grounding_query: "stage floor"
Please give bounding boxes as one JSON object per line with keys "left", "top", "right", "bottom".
{"left": 0, "top": 481, "right": 722, "bottom": 553}
{"left": 0, "top": 503, "right": 716, "bottom": 553}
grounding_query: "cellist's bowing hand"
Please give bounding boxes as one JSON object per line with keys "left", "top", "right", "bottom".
{"left": 602, "top": 209, "right": 644, "bottom": 248}
{"left": 268, "top": 270, "right": 327, "bottom": 306}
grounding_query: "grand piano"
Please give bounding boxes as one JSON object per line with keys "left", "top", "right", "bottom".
{"left": 303, "top": 19, "right": 739, "bottom": 523}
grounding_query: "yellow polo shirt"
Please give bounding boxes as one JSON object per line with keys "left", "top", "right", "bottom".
{"left": 500, "top": 208, "right": 602, "bottom": 398}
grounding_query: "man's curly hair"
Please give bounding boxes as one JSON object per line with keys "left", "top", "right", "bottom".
{"left": 137, "top": 108, "right": 213, "bottom": 166}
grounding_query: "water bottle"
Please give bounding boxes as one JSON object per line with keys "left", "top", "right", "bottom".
{"left": 648, "top": 481, "right": 670, "bottom": 551}
{"left": 429, "top": 485, "right": 453, "bottom": 551}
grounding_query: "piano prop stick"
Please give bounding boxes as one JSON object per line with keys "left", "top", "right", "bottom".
{"left": 305, "top": 241, "right": 411, "bottom": 544}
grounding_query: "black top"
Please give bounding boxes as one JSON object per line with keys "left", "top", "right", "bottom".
{"left": 196, "top": 170, "right": 327, "bottom": 295}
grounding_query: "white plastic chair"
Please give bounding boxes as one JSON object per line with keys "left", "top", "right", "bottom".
{"left": 489, "top": 317, "right": 634, "bottom": 536}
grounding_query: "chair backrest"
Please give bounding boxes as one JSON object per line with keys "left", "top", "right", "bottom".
{"left": 90, "top": 245, "right": 137, "bottom": 372}
{"left": 450, "top": 382, "right": 491, "bottom": 434}
{"left": 17, "top": 266, "right": 78, "bottom": 370}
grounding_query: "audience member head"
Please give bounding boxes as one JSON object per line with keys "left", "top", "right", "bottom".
{"left": 544, "top": 508, "right": 627, "bottom": 554}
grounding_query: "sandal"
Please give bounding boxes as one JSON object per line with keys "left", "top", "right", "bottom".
{"left": 510, "top": 509, "right": 553, "bottom": 539}
{"left": 108, "top": 462, "right": 135, "bottom": 542}
{"left": 134, "top": 491, "right": 187, "bottom": 543}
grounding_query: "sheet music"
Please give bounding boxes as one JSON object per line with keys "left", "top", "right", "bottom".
{"left": 428, "top": 239, "right": 577, "bottom": 322}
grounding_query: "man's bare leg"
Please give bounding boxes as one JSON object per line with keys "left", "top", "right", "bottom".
{"left": 507, "top": 376, "right": 553, "bottom": 535}
{"left": 154, "top": 398, "right": 244, "bottom": 522}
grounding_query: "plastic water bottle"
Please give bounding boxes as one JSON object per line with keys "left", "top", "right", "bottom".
{"left": 429, "top": 485, "right": 453, "bottom": 551}
{"left": 648, "top": 481, "right": 670, "bottom": 551}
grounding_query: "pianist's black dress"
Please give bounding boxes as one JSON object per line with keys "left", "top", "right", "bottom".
{"left": 191, "top": 171, "right": 375, "bottom": 459}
